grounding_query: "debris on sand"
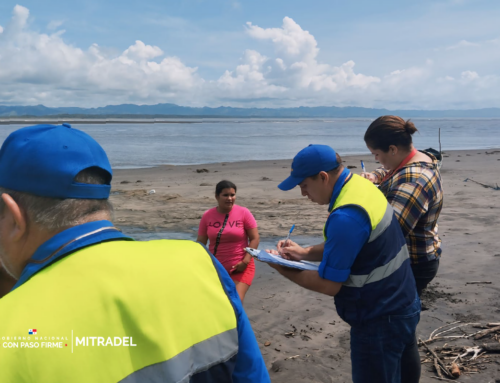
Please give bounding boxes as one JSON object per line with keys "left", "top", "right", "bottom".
{"left": 464, "top": 178, "right": 500, "bottom": 190}
{"left": 271, "top": 360, "right": 284, "bottom": 372}
{"left": 420, "top": 284, "right": 460, "bottom": 310}
{"left": 419, "top": 322, "right": 500, "bottom": 379}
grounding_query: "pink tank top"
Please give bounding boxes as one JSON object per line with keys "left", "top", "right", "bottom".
{"left": 198, "top": 205, "right": 257, "bottom": 273}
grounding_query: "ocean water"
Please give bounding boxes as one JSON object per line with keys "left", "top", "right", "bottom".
{"left": 120, "top": 227, "right": 321, "bottom": 249}
{"left": 1, "top": 118, "right": 499, "bottom": 167}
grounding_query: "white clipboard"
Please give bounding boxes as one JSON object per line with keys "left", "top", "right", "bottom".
{"left": 245, "top": 248, "right": 319, "bottom": 271}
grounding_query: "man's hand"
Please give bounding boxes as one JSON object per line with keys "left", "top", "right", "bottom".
{"left": 360, "top": 172, "right": 377, "bottom": 183}
{"left": 276, "top": 240, "right": 306, "bottom": 261}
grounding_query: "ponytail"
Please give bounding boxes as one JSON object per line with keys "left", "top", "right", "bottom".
{"left": 364, "top": 115, "right": 418, "bottom": 152}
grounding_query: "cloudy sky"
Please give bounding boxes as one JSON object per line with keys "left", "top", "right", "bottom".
{"left": 0, "top": 0, "right": 499, "bottom": 109}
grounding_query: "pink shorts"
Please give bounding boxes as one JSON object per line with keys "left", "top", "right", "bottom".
{"left": 230, "top": 258, "right": 255, "bottom": 286}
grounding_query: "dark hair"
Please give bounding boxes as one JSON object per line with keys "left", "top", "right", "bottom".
{"left": 364, "top": 115, "right": 418, "bottom": 152}
{"left": 0, "top": 167, "right": 113, "bottom": 231}
{"left": 215, "top": 180, "right": 237, "bottom": 196}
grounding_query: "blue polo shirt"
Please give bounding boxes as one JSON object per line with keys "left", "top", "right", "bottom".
{"left": 318, "top": 169, "right": 372, "bottom": 283}
{"left": 11, "top": 220, "right": 269, "bottom": 383}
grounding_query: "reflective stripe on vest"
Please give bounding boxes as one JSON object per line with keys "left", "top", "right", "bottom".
{"left": 323, "top": 174, "right": 406, "bottom": 287}
{"left": 368, "top": 203, "right": 394, "bottom": 243}
{"left": 0, "top": 240, "right": 238, "bottom": 383}
{"left": 342, "top": 245, "right": 409, "bottom": 288}
{"left": 323, "top": 174, "right": 388, "bottom": 241}
{"left": 120, "top": 328, "right": 238, "bottom": 383}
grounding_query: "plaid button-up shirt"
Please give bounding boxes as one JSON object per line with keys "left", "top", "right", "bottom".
{"left": 372, "top": 153, "right": 443, "bottom": 264}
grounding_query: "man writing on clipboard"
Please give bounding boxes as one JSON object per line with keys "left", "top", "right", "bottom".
{"left": 265, "top": 144, "right": 421, "bottom": 383}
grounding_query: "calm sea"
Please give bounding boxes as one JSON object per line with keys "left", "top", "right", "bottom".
{"left": 2, "top": 118, "right": 499, "bottom": 168}
{"left": 121, "top": 227, "right": 320, "bottom": 247}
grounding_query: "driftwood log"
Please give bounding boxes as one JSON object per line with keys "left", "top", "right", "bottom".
{"left": 481, "top": 343, "right": 500, "bottom": 352}
{"left": 421, "top": 322, "right": 500, "bottom": 380}
{"left": 421, "top": 341, "right": 453, "bottom": 378}
{"left": 433, "top": 358, "right": 443, "bottom": 378}
{"left": 435, "top": 343, "right": 500, "bottom": 353}
{"left": 474, "top": 325, "right": 500, "bottom": 340}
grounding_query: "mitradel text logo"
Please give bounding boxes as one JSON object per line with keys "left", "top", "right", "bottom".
{"left": 2, "top": 329, "right": 138, "bottom": 352}
{"left": 75, "top": 337, "right": 137, "bottom": 347}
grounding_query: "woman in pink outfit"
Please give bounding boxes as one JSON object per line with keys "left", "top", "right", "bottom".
{"left": 197, "top": 180, "right": 260, "bottom": 302}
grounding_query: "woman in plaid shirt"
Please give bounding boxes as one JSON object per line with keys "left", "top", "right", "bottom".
{"left": 362, "top": 115, "right": 443, "bottom": 296}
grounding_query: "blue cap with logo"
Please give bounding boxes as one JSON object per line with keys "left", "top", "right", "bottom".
{"left": 278, "top": 144, "right": 340, "bottom": 191}
{"left": 0, "top": 124, "right": 112, "bottom": 199}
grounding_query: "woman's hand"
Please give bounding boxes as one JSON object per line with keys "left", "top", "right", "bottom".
{"left": 231, "top": 260, "right": 249, "bottom": 273}
{"left": 361, "top": 172, "right": 377, "bottom": 183}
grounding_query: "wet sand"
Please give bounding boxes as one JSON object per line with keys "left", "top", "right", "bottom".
{"left": 112, "top": 149, "right": 500, "bottom": 382}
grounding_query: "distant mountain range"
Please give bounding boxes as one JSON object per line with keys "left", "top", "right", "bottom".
{"left": 1, "top": 103, "right": 500, "bottom": 118}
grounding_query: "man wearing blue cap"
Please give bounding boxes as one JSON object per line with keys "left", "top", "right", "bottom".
{"left": 267, "top": 144, "right": 421, "bottom": 383}
{"left": 0, "top": 124, "right": 269, "bottom": 383}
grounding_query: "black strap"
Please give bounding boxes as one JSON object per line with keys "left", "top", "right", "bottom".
{"left": 213, "top": 214, "right": 229, "bottom": 256}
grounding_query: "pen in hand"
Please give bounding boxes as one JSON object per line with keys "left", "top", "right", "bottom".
{"left": 361, "top": 160, "right": 366, "bottom": 174}
{"left": 280, "top": 224, "right": 295, "bottom": 256}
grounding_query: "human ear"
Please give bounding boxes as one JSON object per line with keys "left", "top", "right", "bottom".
{"left": 388, "top": 145, "right": 398, "bottom": 156}
{"left": 319, "top": 171, "right": 329, "bottom": 183}
{"left": 1, "top": 194, "right": 27, "bottom": 242}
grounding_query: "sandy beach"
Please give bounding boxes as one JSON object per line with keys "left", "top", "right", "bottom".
{"left": 111, "top": 149, "right": 500, "bottom": 382}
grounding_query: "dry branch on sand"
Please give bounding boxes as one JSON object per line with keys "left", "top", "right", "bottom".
{"left": 419, "top": 321, "right": 500, "bottom": 379}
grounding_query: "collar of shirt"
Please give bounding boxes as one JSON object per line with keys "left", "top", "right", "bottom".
{"left": 328, "top": 168, "right": 352, "bottom": 213}
{"left": 13, "top": 220, "right": 132, "bottom": 290}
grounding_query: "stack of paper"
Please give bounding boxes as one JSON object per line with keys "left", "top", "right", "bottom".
{"left": 245, "top": 248, "right": 319, "bottom": 271}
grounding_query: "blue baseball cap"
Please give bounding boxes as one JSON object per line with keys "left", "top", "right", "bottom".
{"left": 278, "top": 144, "right": 340, "bottom": 191}
{"left": 0, "top": 124, "right": 112, "bottom": 199}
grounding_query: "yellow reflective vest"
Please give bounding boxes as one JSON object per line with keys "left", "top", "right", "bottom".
{"left": 324, "top": 173, "right": 389, "bottom": 241}
{"left": 322, "top": 174, "right": 415, "bottom": 324}
{"left": 0, "top": 240, "right": 240, "bottom": 382}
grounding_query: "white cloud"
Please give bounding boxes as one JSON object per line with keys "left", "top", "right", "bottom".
{"left": 8, "top": 4, "right": 30, "bottom": 33}
{"left": 445, "top": 39, "right": 479, "bottom": 50}
{"left": 47, "top": 20, "right": 64, "bottom": 30}
{"left": 216, "top": 18, "right": 500, "bottom": 109}
{"left": 217, "top": 17, "right": 380, "bottom": 101}
{"left": 0, "top": 6, "right": 499, "bottom": 109}
{"left": 0, "top": 6, "right": 203, "bottom": 106}
{"left": 122, "top": 40, "right": 163, "bottom": 60}
{"left": 461, "top": 70, "right": 479, "bottom": 81}
{"left": 439, "top": 75, "right": 455, "bottom": 81}
{"left": 246, "top": 17, "right": 319, "bottom": 61}
{"left": 215, "top": 50, "right": 287, "bottom": 99}
{"left": 440, "top": 36, "right": 500, "bottom": 52}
